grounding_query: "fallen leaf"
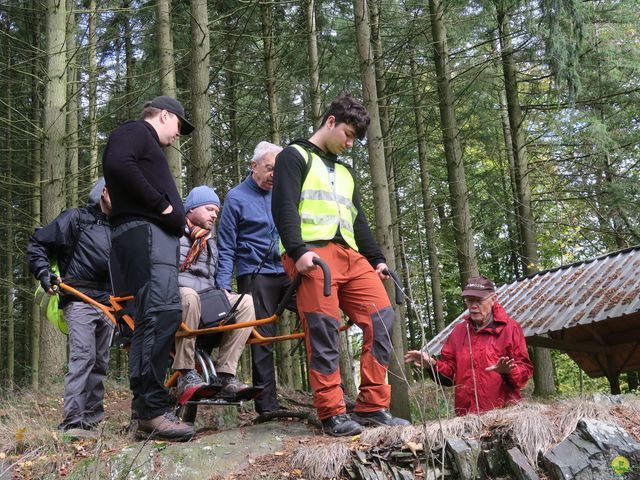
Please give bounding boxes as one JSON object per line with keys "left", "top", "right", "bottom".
{"left": 15, "top": 427, "right": 27, "bottom": 443}
{"left": 274, "top": 451, "right": 285, "bottom": 456}
{"left": 403, "top": 441, "right": 423, "bottom": 456}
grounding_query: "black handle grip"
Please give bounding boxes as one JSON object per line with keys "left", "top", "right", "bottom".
{"left": 312, "top": 257, "right": 331, "bottom": 297}
{"left": 383, "top": 268, "right": 404, "bottom": 305}
{"left": 274, "top": 256, "right": 332, "bottom": 316}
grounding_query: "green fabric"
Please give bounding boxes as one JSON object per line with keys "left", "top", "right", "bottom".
{"left": 36, "top": 260, "right": 67, "bottom": 335}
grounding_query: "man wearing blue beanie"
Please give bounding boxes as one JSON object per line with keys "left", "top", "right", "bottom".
{"left": 184, "top": 185, "right": 220, "bottom": 212}
{"left": 173, "top": 186, "right": 255, "bottom": 397}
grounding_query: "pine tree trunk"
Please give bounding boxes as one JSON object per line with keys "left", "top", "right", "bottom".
{"left": 353, "top": 0, "right": 409, "bottom": 420}
{"left": 87, "top": 0, "right": 98, "bottom": 183}
{"left": 65, "top": 0, "right": 78, "bottom": 207}
{"left": 30, "top": 4, "right": 43, "bottom": 387}
{"left": 156, "top": 0, "right": 182, "bottom": 191}
{"left": 190, "top": 0, "right": 212, "bottom": 186}
{"left": 5, "top": 28, "right": 15, "bottom": 388}
{"left": 305, "top": 0, "right": 322, "bottom": 129}
{"left": 339, "top": 329, "right": 357, "bottom": 400}
{"left": 40, "top": 0, "right": 68, "bottom": 382}
{"left": 122, "top": 0, "right": 134, "bottom": 120}
{"left": 225, "top": 63, "right": 241, "bottom": 184}
{"left": 409, "top": 55, "right": 445, "bottom": 334}
{"left": 260, "top": 0, "right": 280, "bottom": 145}
{"left": 428, "top": 0, "right": 478, "bottom": 288}
{"left": 497, "top": 6, "right": 555, "bottom": 397}
{"left": 276, "top": 313, "right": 293, "bottom": 388}
{"left": 498, "top": 88, "right": 522, "bottom": 278}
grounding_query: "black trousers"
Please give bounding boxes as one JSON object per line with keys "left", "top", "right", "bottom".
{"left": 238, "top": 273, "right": 294, "bottom": 413}
{"left": 112, "top": 221, "right": 182, "bottom": 420}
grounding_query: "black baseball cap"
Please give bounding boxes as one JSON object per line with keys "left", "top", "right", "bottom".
{"left": 148, "top": 95, "right": 194, "bottom": 135}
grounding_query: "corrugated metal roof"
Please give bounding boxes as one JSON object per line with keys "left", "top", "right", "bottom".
{"left": 426, "top": 246, "right": 640, "bottom": 357}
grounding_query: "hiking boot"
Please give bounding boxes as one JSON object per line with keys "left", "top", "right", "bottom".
{"left": 58, "top": 421, "right": 95, "bottom": 431}
{"left": 321, "top": 414, "right": 364, "bottom": 437}
{"left": 351, "top": 409, "right": 411, "bottom": 427}
{"left": 137, "top": 411, "right": 195, "bottom": 441}
{"left": 177, "top": 369, "right": 205, "bottom": 397}
{"left": 219, "top": 375, "right": 250, "bottom": 395}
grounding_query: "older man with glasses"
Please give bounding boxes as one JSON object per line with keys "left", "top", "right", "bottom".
{"left": 404, "top": 275, "right": 533, "bottom": 416}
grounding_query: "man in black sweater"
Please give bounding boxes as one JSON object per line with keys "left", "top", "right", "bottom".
{"left": 102, "top": 95, "right": 195, "bottom": 441}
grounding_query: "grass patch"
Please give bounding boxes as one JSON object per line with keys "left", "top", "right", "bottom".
{"left": 0, "top": 380, "right": 132, "bottom": 479}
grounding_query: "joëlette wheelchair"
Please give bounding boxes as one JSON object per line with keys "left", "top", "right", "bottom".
{"left": 56, "top": 257, "right": 404, "bottom": 423}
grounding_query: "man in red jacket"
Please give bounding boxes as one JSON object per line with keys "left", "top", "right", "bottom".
{"left": 405, "top": 275, "right": 533, "bottom": 416}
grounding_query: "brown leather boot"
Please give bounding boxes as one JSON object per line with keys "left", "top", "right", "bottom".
{"left": 137, "top": 411, "right": 195, "bottom": 441}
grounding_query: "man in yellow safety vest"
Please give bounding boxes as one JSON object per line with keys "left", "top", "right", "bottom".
{"left": 272, "top": 93, "right": 410, "bottom": 436}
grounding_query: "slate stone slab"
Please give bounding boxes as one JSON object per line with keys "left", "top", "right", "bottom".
{"left": 507, "top": 447, "right": 539, "bottom": 480}
{"left": 445, "top": 437, "right": 480, "bottom": 479}
{"left": 543, "top": 418, "right": 640, "bottom": 479}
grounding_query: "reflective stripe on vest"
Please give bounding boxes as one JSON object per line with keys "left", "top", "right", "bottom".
{"left": 280, "top": 144, "right": 358, "bottom": 253}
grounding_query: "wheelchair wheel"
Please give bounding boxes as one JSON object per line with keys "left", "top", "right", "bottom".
{"left": 176, "top": 403, "right": 198, "bottom": 424}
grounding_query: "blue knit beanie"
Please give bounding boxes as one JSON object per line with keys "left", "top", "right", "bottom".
{"left": 185, "top": 186, "right": 220, "bottom": 211}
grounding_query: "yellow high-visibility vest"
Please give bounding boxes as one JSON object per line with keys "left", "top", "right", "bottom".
{"left": 280, "top": 144, "right": 358, "bottom": 253}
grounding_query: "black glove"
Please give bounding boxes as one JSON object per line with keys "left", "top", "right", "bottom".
{"left": 38, "top": 269, "right": 60, "bottom": 291}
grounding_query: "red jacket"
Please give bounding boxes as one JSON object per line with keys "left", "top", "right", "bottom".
{"left": 434, "top": 302, "right": 533, "bottom": 416}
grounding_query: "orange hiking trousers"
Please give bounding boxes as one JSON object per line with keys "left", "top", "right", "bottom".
{"left": 282, "top": 243, "right": 395, "bottom": 420}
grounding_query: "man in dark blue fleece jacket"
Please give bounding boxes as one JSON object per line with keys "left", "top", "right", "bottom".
{"left": 217, "top": 141, "right": 291, "bottom": 414}
{"left": 102, "top": 95, "right": 195, "bottom": 441}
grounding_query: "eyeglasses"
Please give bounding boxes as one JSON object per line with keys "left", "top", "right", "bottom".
{"left": 463, "top": 296, "right": 492, "bottom": 306}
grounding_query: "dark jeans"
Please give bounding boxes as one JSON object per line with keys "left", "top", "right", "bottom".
{"left": 112, "top": 221, "right": 182, "bottom": 420}
{"left": 238, "top": 273, "right": 294, "bottom": 413}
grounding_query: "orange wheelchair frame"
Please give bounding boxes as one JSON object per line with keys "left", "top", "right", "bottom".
{"left": 55, "top": 259, "right": 403, "bottom": 399}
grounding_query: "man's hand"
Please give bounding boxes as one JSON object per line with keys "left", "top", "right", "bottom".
{"left": 375, "top": 263, "right": 390, "bottom": 281}
{"left": 404, "top": 350, "right": 436, "bottom": 368}
{"left": 38, "top": 269, "right": 60, "bottom": 295}
{"left": 486, "top": 356, "right": 515, "bottom": 374}
{"left": 162, "top": 204, "right": 173, "bottom": 215}
{"left": 295, "top": 251, "right": 320, "bottom": 274}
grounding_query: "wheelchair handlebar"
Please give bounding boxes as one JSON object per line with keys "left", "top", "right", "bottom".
{"left": 312, "top": 257, "right": 331, "bottom": 297}
{"left": 274, "top": 256, "right": 331, "bottom": 317}
{"left": 383, "top": 267, "right": 404, "bottom": 305}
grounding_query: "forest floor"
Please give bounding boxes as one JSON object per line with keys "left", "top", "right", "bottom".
{"left": 0, "top": 380, "right": 340, "bottom": 479}
{"left": 2, "top": 380, "right": 640, "bottom": 479}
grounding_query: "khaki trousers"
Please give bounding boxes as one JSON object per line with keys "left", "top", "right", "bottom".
{"left": 173, "top": 287, "right": 254, "bottom": 375}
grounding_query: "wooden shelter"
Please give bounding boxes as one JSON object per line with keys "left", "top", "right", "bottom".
{"left": 426, "top": 246, "right": 640, "bottom": 393}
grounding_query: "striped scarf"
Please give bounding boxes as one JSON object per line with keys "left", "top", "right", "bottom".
{"left": 179, "top": 218, "right": 211, "bottom": 272}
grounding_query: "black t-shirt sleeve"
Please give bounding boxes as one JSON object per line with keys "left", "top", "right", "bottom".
{"left": 271, "top": 146, "right": 308, "bottom": 261}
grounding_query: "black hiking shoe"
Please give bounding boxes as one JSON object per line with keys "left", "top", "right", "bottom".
{"left": 351, "top": 409, "right": 411, "bottom": 427}
{"left": 321, "top": 414, "right": 364, "bottom": 437}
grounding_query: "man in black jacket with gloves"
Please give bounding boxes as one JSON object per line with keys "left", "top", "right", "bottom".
{"left": 102, "top": 95, "right": 195, "bottom": 441}
{"left": 27, "top": 178, "right": 112, "bottom": 435}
